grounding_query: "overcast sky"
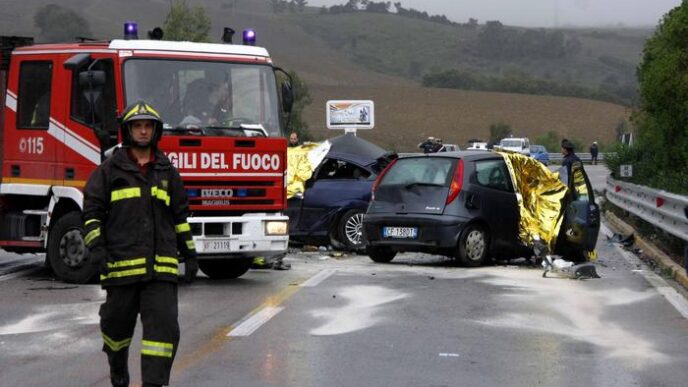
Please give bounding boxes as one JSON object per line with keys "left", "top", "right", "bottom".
{"left": 307, "top": 0, "right": 682, "bottom": 27}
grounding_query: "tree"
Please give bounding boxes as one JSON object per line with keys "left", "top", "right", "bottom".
{"left": 631, "top": 2, "right": 688, "bottom": 193}
{"left": 163, "top": 0, "right": 211, "bottom": 42}
{"left": 488, "top": 123, "right": 512, "bottom": 145}
{"left": 281, "top": 70, "right": 313, "bottom": 140}
{"left": 34, "top": 4, "right": 92, "bottom": 43}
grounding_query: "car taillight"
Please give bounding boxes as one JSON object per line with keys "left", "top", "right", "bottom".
{"left": 446, "top": 159, "right": 464, "bottom": 205}
{"left": 371, "top": 158, "right": 397, "bottom": 201}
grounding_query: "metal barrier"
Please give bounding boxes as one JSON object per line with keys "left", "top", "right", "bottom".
{"left": 605, "top": 176, "right": 688, "bottom": 243}
{"left": 548, "top": 152, "right": 607, "bottom": 163}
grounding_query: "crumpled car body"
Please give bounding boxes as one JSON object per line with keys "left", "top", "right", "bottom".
{"left": 285, "top": 134, "right": 395, "bottom": 249}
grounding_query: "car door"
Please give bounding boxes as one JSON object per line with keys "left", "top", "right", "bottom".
{"left": 465, "top": 158, "right": 520, "bottom": 250}
{"left": 298, "top": 158, "right": 373, "bottom": 234}
{"left": 560, "top": 161, "right": 600, "bottom": 254}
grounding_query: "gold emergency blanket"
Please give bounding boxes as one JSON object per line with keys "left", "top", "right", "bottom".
{"left": 500, "top": 152, "right": 568, "bottom": 250}
{"left": 286, "top": 142, "right": 331, "bottom": 199}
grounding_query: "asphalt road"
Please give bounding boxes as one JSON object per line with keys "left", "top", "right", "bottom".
{"left": 1, "top": 219, "right": 688, "bottom": 386}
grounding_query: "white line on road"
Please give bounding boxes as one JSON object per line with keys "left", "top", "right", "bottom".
{"left": 300, "top": 269, "right": 336, "bottom": 287}
{"left": 601, "top": 223, "right": 688, "bottom": 319}
{"left": 227, "top": 306, "right": 285, "bottom": 337}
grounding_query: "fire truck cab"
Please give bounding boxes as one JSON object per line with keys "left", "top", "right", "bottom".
{"left": 0, "top": 30, "right": 292, "bottom": 283}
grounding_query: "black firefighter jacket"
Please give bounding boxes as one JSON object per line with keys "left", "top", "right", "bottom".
{"left": 82, "top": 147, "right": 196, "bottom": 287}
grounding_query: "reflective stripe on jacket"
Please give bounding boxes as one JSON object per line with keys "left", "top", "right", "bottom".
{"left": 83, "top": 147, "right": 195, "bottom": 287}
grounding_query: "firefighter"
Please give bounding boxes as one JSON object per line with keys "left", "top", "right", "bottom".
{"left": 83, "top": 101, "right": 198, "bottom": 387}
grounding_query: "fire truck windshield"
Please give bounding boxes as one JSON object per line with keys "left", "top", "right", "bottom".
{"left": 123, "top": 59, "right": 284, "bottom": 137}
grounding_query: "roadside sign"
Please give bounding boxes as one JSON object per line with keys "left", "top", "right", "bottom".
{"left": 326, "top": 100, "right": 374, "bottom": 131}
{"left": 620, "top": 165, "right": 633, "bottom": 177}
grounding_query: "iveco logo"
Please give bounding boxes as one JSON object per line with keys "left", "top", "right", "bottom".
{"left": 201, "top": 189, "right": 234, "bottom": 198}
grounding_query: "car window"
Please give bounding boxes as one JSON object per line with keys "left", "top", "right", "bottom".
{"left": 380, "top": 157, "right": 455, "bottom": 187}
{"left": 475, "top": 159, "right": 512, "bottom": 191}
{"left": 315, "top": 159, "right": 371, "bottom": 180}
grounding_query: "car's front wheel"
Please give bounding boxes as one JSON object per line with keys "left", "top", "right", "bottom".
{"left": 367, "top": 246, "right": 396, "bottom": 263}
{"left": 456, "top": 224, "right": 490, "bottom": 267}
{"left": 337, "top": 209, "right": 366, "bottom": 250}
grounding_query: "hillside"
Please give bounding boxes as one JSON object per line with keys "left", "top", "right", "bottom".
{"left": 3, "top": 0, "right": 635, "bottom": 150}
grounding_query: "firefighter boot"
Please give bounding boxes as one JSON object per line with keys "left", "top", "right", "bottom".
{"left": 108, "top": 349, "right": 130, "bottom": 387}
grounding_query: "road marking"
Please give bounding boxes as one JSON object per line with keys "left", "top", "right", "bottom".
{"left": 601, "top": 223, "right": 688, "bottom": 319}
{"left": 439, "top": 353, "right": 460, "bottom": 358}
{"left": 0, "top": 265, "right": 43, "bottom": 282}
{"left": 227, "top": 306, "right": 285, "bottom": 337}
{"left": 300, "top": 269, "right": 335, "bottom": 287}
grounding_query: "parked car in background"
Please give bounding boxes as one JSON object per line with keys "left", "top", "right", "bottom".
{"left": 530, "top": 145, "right": 550, "bottom": 165}
{"left": 467, "top": 142, "right": 488, "bottom": 150}
{"left": 362, "top": 151, "right": 599, "bottom": 265}
{"left": 286, "top": 134, "right": 395, "bottom": 250}
{"left": 498, "top": 137, "right": 531, "bottom": 155}
{"left": 438, "top": 144, "right": 460, "bottom": 152}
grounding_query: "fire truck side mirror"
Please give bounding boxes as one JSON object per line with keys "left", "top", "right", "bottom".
{"left": 281, "top": 81, "right": 294, "bottom": 113}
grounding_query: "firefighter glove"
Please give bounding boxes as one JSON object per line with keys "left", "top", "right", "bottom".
{"left": 184, "top": 256, "right": 198, "bottom": 283}
{"left": 89, "top": 246, "right": 108, "bottom": 274}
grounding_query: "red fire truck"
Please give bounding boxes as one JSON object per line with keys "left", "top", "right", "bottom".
{"left": 0, "top": 24, "right": 292, "bottom": 283}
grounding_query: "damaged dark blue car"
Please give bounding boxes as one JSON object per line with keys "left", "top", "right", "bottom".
{"left": 285, "top": 134, "right": 395, "bottom": 250}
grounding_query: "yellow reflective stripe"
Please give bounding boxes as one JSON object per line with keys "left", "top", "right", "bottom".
{"left": 84, "top": 228, "right": 101, "bottom": 246}
{"left": 107, "top": 258, "right": 147, "bottom": 268}
{"left": 102, "top": 333, "right": 132, "bottom": 352}
{"left": 175, "top": 223, "right": 191, "bottom": 233}
{"left": 186, "top": 240, "right": 196, "bottom": 250}
{"left": 154, "top": 265, "right": 178, "bottom": 275}
{"left": 144, "top": 104, "right": 160, "bottom": 118}
{"left": 141, "top": 340, "right": 173, "bottom": 358}
{"left": 100, "top": 268, "right": 147, "bottom": 280}
{"left": 123, "top": 104, "right": 141, "bottom": 121}
{"left": 151, "top": 186, "right": 170, "bottom": 206}
{"left": 111, "top": 187, "right": 141, "bottom": 202}
{"left": 85, "top": 219, "right": 100, "bottom": 226}
{"left": 155, "top": 256, "right": 178, "bottom": 265}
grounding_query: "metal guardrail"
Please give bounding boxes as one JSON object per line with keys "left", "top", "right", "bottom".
{"left": 547, "top": 152, "right": 607, "bottom": 163}
{"left": 605, "top": 176, "right": 688, "bottom": 243}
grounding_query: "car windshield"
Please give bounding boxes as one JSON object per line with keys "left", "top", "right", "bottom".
{"left": 123, "top": 59, "right": 284, "bottom": 137}
{"left": 500, "top": 140, "right": 523, "bottom": 147}
{"left": 531, "top": 145, "right": 545, "bottom": 152}
{"left": 380, "top": 157, "right": 455, "bottom": 187}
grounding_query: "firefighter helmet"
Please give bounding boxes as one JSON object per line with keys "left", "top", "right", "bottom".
{"left": 120, "top": 101, "right": 163, "bottom": 148}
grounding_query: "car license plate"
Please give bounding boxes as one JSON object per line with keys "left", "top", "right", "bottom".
{"left": 383, "top": 227, "right": 418, "bottom": 239}
{"left": 203, "top": 240, "right": 231, "bottom": 252}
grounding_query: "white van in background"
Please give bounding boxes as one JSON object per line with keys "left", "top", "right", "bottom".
{"left": 498, "top": 137, "right": 531, "bottom": 155}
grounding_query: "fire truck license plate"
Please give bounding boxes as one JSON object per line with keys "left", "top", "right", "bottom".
{"left": 203, "top": 240, "right": 231, "bottom": 252}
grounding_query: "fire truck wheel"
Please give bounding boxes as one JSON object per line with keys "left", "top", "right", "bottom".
{"left": 337, "top": 209, "right": 366, "bottom": 251}
{"left": 47, "top": 211, "right": 98, "bottom": 284}
{"left": 198, "top": 258, "right": 252, "bottom": 279}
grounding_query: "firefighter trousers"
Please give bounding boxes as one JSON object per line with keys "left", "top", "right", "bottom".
{"left": 99, "top": 281, "right": 180, "bottom": 386}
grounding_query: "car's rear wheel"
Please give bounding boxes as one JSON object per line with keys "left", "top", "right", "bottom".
{"left": 457, "top": 224, "right": 489, "bottom": 267}
{"left": 367, "top": 246, "right": 396, "bottom": 263}
{"left": 198, "top": 258, "right": 252, "bottom": 279}
{"left": 337, "top": 209, "right": 366, "bottom": 250}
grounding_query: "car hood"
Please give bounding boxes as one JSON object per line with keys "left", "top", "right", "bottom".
{"left": 499, "top": 152, "right": 568, "bottom": 251}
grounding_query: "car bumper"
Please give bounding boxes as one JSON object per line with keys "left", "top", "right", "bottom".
{"left": 189, "top": 213, "right": 289, "bottom": 258}
{"left": 363, "top": 213, "right": 466, "bottom": 250}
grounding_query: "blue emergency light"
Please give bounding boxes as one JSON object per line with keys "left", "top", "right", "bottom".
{"left": 242, "top": 29, "right": 256, "bottom": 46}
{"left": 124, "top": 22, "right": 138, "bottom": 40}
